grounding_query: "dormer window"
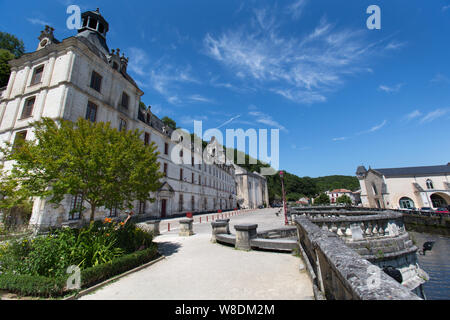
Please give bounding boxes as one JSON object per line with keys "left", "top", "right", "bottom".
{"left": 426, "top": 179, "right": 434, "bottom": 190}
{"left": 112, "top": 62, "right": 118, "bottom": 70}
{"left": 98, "top": 23, "right": 105, "bottom": 34}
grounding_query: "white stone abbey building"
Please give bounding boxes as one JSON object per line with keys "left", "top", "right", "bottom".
{"left": 356, "top": 164, "right": 450, "bottom": 210}
{"left": 0, "top": 9, "right": 268, "bottom": 230}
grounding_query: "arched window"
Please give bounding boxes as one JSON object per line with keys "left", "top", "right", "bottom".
{"left": 426, "top": 179, "right": 434, "bottom": 190}
{"left": 399, "top": 197, "right": 415, "bottom": 209}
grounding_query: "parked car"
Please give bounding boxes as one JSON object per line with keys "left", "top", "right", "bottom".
{"left": 435, "top": 207, "right": 450, "bottom": 215}
{"left": 420, "top": 207, "right": 434, "bottom": 212}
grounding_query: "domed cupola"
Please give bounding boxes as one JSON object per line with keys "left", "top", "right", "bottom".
{"left": 78, "top": 8, "right": 109, "bottom": 38}
{"left": 76, "top": 8, "right": 110, "bottom": 56}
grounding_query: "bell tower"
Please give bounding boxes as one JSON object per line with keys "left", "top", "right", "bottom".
{"left": 76, "top": 8, "right": 110, "bottom": 55}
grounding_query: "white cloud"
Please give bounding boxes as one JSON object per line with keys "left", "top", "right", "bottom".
{"left": 286, "top": 0, "right": 308, "bottom": 20}
{"left": 188, "top": 94, "right": 215, "bottom": 104}
{"left": 127, "top": 47, "right": 150, "bottom": 77}
{"left": 332, "top": 137, "right": 348, "bottom": 141}
{"left": 204, "top": 9, "right": 396, "bottom": 104}
{"left": 420, "top": 109, "right": 449, "bottom": 124}
{"left": 385, "top": 41, "right": 406, "bottom": 50}
{"left": 430, "top": 73, "right": 450, "bottom": 85}
{"left": 442, "top": 5, "right": 450, "bottom": 12}
{"left": 404, "top": 110, "right": 422, "bottom": 121}
{"left": 248, "top": 110, "right": 288, "bottom": 132}
{"left": 358, "top": 120, "right": 387, "bottom": 135}
{"left": 378, "top": 83, "right": 404, "bottom": 93}
{"left": 27, "top": 18, "right": 51, "bottom": 26}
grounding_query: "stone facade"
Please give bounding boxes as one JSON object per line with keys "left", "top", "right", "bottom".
{"left": 0, "top": 9, "right": 239, "bottom": 231}
{"left": 234, "top": 164, "right": 269, "bottom": 209}
{"left": 356, "top": 164, "right": 450, "bottom": 210}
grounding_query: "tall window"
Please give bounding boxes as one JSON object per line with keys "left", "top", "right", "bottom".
{"left": 192, "top": 172, "right": 194, "bottom": 184}
{"left": 164, "top": 143, "right": 169, "bottom": 155}
{"left": 144, "top": 132, "right": 150, "bottom": 146}
{"left": 121, "top": 92, "right": 129, "bottom": 109}
{"left": 139, "top": 201, "right": 146, "bottom": 214}
{"left": 109, "top": 205, "right": 118, "bottom": 217}
{"left": 69, "top": 194, "right": 83, "bottom": 220}
{"left": 30, "top": 65, "right": 44, "bottom": 85}
{"left": 119, "top": 118, "right": 127, "bottom": 132}
{"left": 90, "top": 71, "right": 102, "bottom": 92}
{"left": 180, "top": 168, "right": 183, "bottom": 181}
{"left": 20, "top": 97, "right": 35, "bottom": 119}
{"left": 163, "top": 163, "right": 168, "bottom": 176}
{"left": 426, "top": 179, "right": 434, "bottom": 190}
{"left": 191, "top": 196, "right": 195, "bottom": 211}
{"left": 13, "top": 130, "right": 27, "bottom": 150}
{"left": 85, "top": 101, "right": 97, "bottom": 122}
{"left": 179, "top": 194, "right": 183, "bottom": 212}
{"left": 192, "top": 157, "right": 194, "bottom": 167}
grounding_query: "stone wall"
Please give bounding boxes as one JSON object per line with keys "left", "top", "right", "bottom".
{"left": 295, "top": 216, "right": 421, "bottom": 300}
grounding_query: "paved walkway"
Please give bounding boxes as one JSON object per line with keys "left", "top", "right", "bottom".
{"left": 80, "top": 208, "right": 314, "bottom": 300}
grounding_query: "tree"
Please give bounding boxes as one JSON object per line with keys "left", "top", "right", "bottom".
{"left": 0, "top": 32, "right": 25, "bottom": 58}
{"left": 0, "top": 118, "right": 164, "bottom": 222}
{"left": 161, "top": 116, "right": 177, "bottom": 130}
{"left": 314, "top": 193, "right": 330, "bottom": 205}
{"left": 336, "top": 195, "right": 352, "bottom": 205}
{"left": 0, "top": 49, "right": 15, "bottom": 87}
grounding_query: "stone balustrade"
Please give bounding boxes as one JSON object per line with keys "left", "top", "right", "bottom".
{"left": 308, "top": 212, "right": 406, "bottom": 241}
{"left": 294, "top": 216, "right": 421, "bottom": 300}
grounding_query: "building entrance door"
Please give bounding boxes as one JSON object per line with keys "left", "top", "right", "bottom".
{"left": 161, "top": 199, "right": 167, "bottom": 218}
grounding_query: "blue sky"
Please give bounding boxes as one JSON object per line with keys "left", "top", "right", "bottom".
{"left": 1, "top": 0, "right": 450, "bottom": 177}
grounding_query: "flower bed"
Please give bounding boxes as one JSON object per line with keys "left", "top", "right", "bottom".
{"left": 0, "top": 219, "right": 159, "bottom": 298}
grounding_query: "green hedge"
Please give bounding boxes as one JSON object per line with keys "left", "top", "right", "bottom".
{"left": 0, "top": 246, "right": 159, "bottom": 298}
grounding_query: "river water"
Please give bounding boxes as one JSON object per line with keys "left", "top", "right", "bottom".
{"left": 409, "top": 231, "right": 450, "bottom": 300}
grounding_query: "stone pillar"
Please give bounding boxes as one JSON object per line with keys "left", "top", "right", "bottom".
{"left": 179, "top": 218, "right": 194, "bottom": 236}
{"left": 211, "top": 220, "right": 230, "bottom": 243}
{"left": 234, "top": 224, "right": 258, "bottom": 250}
{"left": 216, "top": 218, "right": 230, "bottom": 233}
{"left": 146, "top": 220, "right": 161, "bottom": 236}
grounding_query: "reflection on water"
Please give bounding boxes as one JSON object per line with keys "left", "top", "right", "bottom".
{"left": 409, "top": 231, "right": 450, "bottom": 300}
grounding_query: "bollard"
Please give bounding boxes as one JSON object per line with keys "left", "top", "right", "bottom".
{"left": 200, "top": 217, "right": 202, "bottom": 223}
{"left": 207, "top": 216, "right": 209, "bottom": 222}
{"left": 168, "top": 223, "right": 170, "bottom": 232}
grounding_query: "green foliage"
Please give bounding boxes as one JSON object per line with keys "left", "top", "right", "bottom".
{"left": 0, "top": 118, "right": 164, "bottom": 221}
{"left": 336, "top": 195, "right": 352, "bottom": 205}
{"left": 0, "top": 48, "right": 15, "bottom": 87}
{"left": 314, "top": 193, "right": 331, "bottom": 205}
{"left": 0, "top": 32, "right": 25, "bottom": 58}
{"left": 0, "top": 221, "right": 155, "bottom": 278}
{"left": 313, "top": 175, "right": 360, "bottom": 193}
{"left": 80, "top": 247, "right": 157, "bottom": 290}
{"left": 0, "top": 247, "right": 158, "bottom": 298}
{"left": 161, "top": 116, "right": 177, "bottom": 130}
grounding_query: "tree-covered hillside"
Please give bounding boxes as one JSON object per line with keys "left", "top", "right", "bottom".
{"left": 161, "top": 115, "right": 359, "bottom": 203}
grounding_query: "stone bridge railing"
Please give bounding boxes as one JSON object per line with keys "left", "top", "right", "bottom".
{"left": 299, "top": 211, "right": 407, "bottom": 241}
{"left": 294, "top": 216, "right": 421, "bottom": 300}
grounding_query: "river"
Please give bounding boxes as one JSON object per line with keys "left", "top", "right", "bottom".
{"left": 409, "top": 231, "right": 450, "bottom": 300}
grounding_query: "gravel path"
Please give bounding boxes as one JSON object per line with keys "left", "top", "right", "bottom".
{"left": 80, "top": 209, "right": 314, "bottom": 300}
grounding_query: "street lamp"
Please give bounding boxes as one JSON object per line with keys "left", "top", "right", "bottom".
{"left": 279, "top": 171, "right": 288, "bottom": 225}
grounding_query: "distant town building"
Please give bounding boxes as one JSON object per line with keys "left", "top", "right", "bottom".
{"left": 325, "top": 189, "right": 360, "bottom": 205}
{"left": 356, "top": 164, "right": 450, "bottom": 209}
{"left": 0, "top": 9, "right": 255, "bottom": 230}
{"left": 296, "top": 197, "right": 310, "bottom": 206}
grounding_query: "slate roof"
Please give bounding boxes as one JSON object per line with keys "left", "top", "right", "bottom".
{"left": 373, "top": 163, "right": 450, "bottom": 177}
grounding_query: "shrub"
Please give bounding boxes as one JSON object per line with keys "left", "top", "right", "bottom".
{"left": 0, "top": 246, "right": 158, "bottom": 297}
{"left": 0, "top": 220, "right": 153, "bottom": 278}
